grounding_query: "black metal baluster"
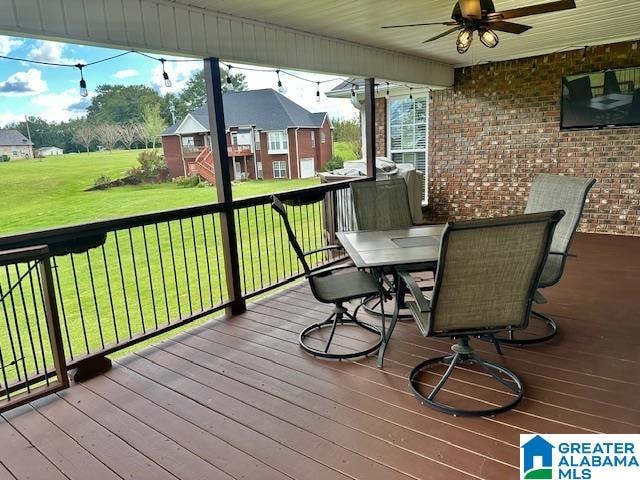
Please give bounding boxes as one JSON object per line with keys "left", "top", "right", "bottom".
{"left": 86, "top": 251, "right": 105, "bottom": 349}
{"left": 262, "top": 204, "right": 273, "bottom": 285}
{"left": 30, "top": 263, "right": 50, "bottom": 386}
{"left": 0, "top": 273, "right": 21, "bottom": 383}
{"left": 253, "top": 206, "right": 264, "bottom": 290}
{"left": 100, "top": 243, "right": 119, "bottom": 345}
{"left": 167, "top": 221, "right": 183, "bottom": 319}
{"left": 235, "top": 211, "right": 247, "bottom": 294}
{"left": 69, "top": 254, "right": 90, "bottom": 355}
{"left": 0, "top": 325, "right": 10, "bottom": 400}
{"left": 4, "top": 266, "right": 29, "bottom": 390}
{"left": 178, "top": 219, "right": 193, "bottom": 314}
{"left": 114, "top": 232, "right": 133, "bottom": 339}
{"left": 52, "top": 257, "right": 73, "bottom": 360}
{"left": 211, "top": 214, "right": 225, "bottom": 303}
{"left": 200, "top": 215, "right": 214, "bottom": 307}
{"left": 154, "top": 224, "right": 171, "bottom": 323}
{"left": 13, "top": 264, "right": 39, "bottom": 374}
{"left": 244, "top": 208, "right": 256, "bottom": 292}
{"left": 269, "top": 207, "right": 281, "bottom": 281}
{"left": 141, "top": 226, "right": 159, "bottom": 329}
{"left": 190, "top": 217, "right": 204, "bottom": 310}
{"left": 127, "top": 228, "right": 146, "bottom": 334}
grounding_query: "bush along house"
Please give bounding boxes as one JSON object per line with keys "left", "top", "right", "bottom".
{"left": 161, "top": 88, "right": 333, "bottom": 182}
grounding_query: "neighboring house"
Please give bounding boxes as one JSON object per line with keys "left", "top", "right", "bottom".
{"left": 327, "top": 80, "right": 430, "bottom": 201}
{"left": 38, "top": 146, "right": 64, "bottom": 157}
{"left": 161, "top": 88, "right": 333, "bottom": 182}
{"left": 0, "top": 129, "right": 34, "bottom": 160}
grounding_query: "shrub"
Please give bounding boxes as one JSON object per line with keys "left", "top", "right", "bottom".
{"left": 323, "top": 155, "right": 344, "bottom": 172}
{"left": 0, "top": 155, "right": 10, "bottom": 162}
{"left": 93, "top": 175, "right": 112, "bottom": 190}
{"left": 172, "top": 175, "right": 202, "bottom": 188}
{"left": 125, "top": 150, "right": 169, "bottom": 183}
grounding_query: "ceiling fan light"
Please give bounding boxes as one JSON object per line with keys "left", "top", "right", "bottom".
{"left": 456, "top": 29, "right": 473, "bottom": 54}
{"left": 479, "top": 28, "right": 499, "bottom": 48}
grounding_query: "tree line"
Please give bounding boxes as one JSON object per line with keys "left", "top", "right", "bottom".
{"left": 7, "top": 67, "right": 247, "bottom": 153}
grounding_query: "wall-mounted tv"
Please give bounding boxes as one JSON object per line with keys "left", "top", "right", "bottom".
{"left": 561, "top": 66, "right": 640, "bottom": 130}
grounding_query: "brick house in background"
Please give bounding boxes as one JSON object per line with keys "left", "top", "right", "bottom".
{"left": 0, "top": 129, "right": 33, "bottom": 160}
{"left": 161, "top": 88, "right": 333, "bottom": 183}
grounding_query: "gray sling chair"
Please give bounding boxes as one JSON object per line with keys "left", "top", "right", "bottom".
{"left": 491, "top": 174, "right": 596, "bottom": 347}
{"left": 350, "top": 178, "right": 436, "bottom": 318}
{"left": 271, "top": 194, "right": 385, "bottom": 360}
{"left": 397, "top": 210, "right": 564, "bottom": 416}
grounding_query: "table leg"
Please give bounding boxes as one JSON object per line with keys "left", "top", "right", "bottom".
{"left": 377, "top": 276, "right": 405, "bottom": 368}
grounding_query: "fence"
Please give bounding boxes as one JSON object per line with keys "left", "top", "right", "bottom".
{"left": 0, "top": 179, "right": 357, "bottom": 411}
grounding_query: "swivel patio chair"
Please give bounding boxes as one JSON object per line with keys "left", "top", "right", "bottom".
{"left": 272, "top": 194, "right": 384, "bottom": 360}
{"left": 350, "top": 178, "right": 436, "bottom": 318}
{"left": 492, "top": 173, "right": 596, "bottom": 347}
{"left": 398, "top": 210, "right": 564, "bottom": 416}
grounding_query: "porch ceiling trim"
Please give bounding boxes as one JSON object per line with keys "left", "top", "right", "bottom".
{"left": 0, "top": 0, "right": 454, "bottom": 86}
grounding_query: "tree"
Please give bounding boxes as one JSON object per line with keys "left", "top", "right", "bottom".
{"left": 73, "top": 120, "right": 95, "bottom": 153}
{"left": 140, "top": 104, "right": 167, "bottom": 148}
{"left": 117, "top": 123, "right": 143, "bottom": 150}
{"left": 332, "top": 118, "right": 361, "bottom": 157}
{"left": 95, "top": 124, "right": 121, "bottom": 151}
{"left": 172, "top": 68, "right": 248, "bottom": 119}
{"left": 87, "top": 85, "right": 164, "bottom": 125}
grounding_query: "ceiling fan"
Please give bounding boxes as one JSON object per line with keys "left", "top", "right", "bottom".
{"left": 381, "top": 0, "right": 576, "bottom": 54}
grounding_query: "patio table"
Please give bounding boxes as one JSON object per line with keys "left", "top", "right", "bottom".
{"left": 336, "top": 225, "right": 444, "bottom": 367}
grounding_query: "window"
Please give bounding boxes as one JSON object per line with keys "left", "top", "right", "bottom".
{"left": 254, "top": 131, "right": 261, "bottom": 150}
{"left": 273, "top": 160, "right": 287, "bottom": 179}
{"left": 268, "top": 131, "right": 288, "bottom": 153}
{"left": 311, "top": 131, "right": 315, "bottom": 148}
{"left": 320, "top": 131, "right": 326, "bottom": 143}
{"left": 230, "top": 132, "right": 238, "bottom": 145}
{"left": 388, "top": 95, "right": 428, "bottom": 201}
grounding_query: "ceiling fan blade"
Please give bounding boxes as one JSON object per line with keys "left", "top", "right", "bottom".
{"left": 489, "top": 0, "right": 576, "bottom": 21}
{"left": 487, "top": 21, "right": 532, "bottom": 34}
{"left": 382, "top": 21, "right": 457, "bottom": 28}
{"left": 423, "top": 27, "right": 461, "bottom": 43}
{"left": 459, "top": 0, "right": 482, "bottom": 19}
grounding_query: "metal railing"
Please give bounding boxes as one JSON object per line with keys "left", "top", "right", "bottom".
{"left": 0, "top": 179, "right": 357, "bottom": 411}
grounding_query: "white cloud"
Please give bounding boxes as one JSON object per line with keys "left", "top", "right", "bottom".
{"left": 26, "top": 40, "right": 83, "bottom": 66}
{"left": 0, "top": 36, "right": 22, "bottom": 56}
{"left": 0, "top": 69, "right": 48, "bottom": 96}
{"left": 113, "top": 69, "right": 139, "bottom": 79}
{"left": 0, "top": 111, "right": 26, "bottom": 127}
{"left": 149, "top": 58, "right": 202, "bottom": 95}
{"left": 30, "top": 88, "right": 91, "bottom": 122}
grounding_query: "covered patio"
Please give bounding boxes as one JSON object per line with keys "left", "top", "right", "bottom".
{"left": 0, "top": 1, "right": 639, "bottom": 479}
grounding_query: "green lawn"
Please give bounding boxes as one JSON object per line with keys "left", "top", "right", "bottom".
{"left": 0, "top": 149, "right": 328, "bottom": 387}
{"left": 0, "top": 149, "right": 319, "bottom": 235}
{"left": 333, "top": 141, "right": 359, "bottom": 161}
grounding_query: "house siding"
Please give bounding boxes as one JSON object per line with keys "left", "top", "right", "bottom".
{"left": 0, "top": 145, "right": 33, "bottom": 159}
{"left": 427, "top": 39, "right": 640, "bottom": 236}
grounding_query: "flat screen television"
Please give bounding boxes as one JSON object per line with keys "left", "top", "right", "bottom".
{"left": 561, "top": 66, "right": 640, "bottom": 130}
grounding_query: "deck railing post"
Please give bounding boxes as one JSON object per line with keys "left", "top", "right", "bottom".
{"left": 364, "top": 78, "right": 377, "bottom": 179}
{"left": 204, "top": 57, "right": 246, "bottom": 315}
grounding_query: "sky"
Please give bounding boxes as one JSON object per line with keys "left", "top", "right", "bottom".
{"left": 0, "top": 35, "right": 358, "bottom": 127}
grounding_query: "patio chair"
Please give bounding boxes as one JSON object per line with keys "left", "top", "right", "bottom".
{"left": 271, "top": 194, "right": 384, "bottom": 360}
{"left": 492, "top": 173, "right": 596, "bottom": 346}
{"left": 398, "top": 210, "right": 564, "bottom": 416}
{"left": 350, "top": 178, "right": 436, "bottom": 317}
{"left": 603, "top": 70, "right": 621, "bottom": 95}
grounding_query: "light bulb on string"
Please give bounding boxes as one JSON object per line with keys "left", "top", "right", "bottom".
{"left": 351, "top": 84, "right": 356, "bottom": 98}
{"left": 226, "top": 65, "right": 233, "bottom": 85}
{"left": 316, "top": 81, "right": 321, "bottom": 102}
{"left": 76, "top": 64, "right": 88, "bottom": 97}
{"left": 276, "top": 69, "right": 286, "bottom": 93}
{"left": 385, "top": 82, "right": 390, "bottom": 100}
{"left": 160, "top": 59, "right": 172, "bottom": 87}
{"left": 409, "top": 87, "right": 413, "bottom": 101}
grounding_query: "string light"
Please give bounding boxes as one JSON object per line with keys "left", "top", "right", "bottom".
{"left": 531, "top": 60, "right": 537, "bottom": 72}
{"left": 351, "top": 84, "right": 356, "bottom": 98}
{"left": 409, "top": 87, "right": 413, "bottom": 101}
{"left": 582, "top": 46, "right": 588, "bottom": 61}
{"left": 160, "top": 58, "right": 172, "bottom": 87}
{"left": 316, "top": 81, "right": 321, "bottom": 102}
{"left": 276, "top": 69, "right": 285, "bottom": 93}
{"left": 226, "top": 65, "right": 233, "bottom": 85}
{"left": 76, "top": 64, "right": 88, "bottom": 97}
{"left": 385, "top": 82, "right": 390, "bottom": 100}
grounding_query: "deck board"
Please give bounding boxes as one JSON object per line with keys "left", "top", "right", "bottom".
{"left": 2, "top": 232, "right": 639, "bottom": 480}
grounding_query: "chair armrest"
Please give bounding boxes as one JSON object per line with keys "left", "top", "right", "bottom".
{"left": 549, "top": 251, "right": 577, "bottom": 258}
{"left": 303, "top": 245, "right": 342, "bottom": 256}
{"left": 308, "top": 262, "right": 353, "bottom": 278}
{"left": 397, "top": 270, "right": 432, "bottom": 313}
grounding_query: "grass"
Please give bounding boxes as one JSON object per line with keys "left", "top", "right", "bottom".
{"left": 0, "top": 149, "right": 319, "bottom": 235}
{"left": 0, "top": 149, "right": 328, "bottom": 388}
{"left": 333, "top": 141, "right": 359, "bottom": 161}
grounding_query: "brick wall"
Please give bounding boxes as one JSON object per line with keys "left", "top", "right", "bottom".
{"left": 375, "top": 98, "right": 387, "bottom": 157}
{"left": 161, "top": 136, "right": 184, "bottom": 178}
{"left": 428, "top": 40, "right": 640, "bottom": 236}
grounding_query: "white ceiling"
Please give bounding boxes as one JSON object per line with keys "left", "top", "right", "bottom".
{"left": 172, "top": 0, "right": 640, "bottom": 66}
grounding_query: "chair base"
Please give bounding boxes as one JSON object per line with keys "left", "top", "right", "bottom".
{"left": 487, "top": 310, "right": 558, "bottom": 347}
{"left": 299, "top": 304, "right": 383, "bottom": 360}
{"left": 362, "top": 294, "right": 413, "bottom": 320}
{"left": 409, "top": 338, "right": 524, "bottom": 417}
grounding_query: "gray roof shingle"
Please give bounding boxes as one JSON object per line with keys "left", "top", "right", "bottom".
{"left": 0, "top": 129, "right": 33, "bottom": 146}
{"left": 163, "top": 89, "right": 327, "bottom": 135}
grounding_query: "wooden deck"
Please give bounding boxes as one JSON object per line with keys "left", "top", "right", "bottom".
{"left": 1, "top": 232, "right": 639, "bottom": 480}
